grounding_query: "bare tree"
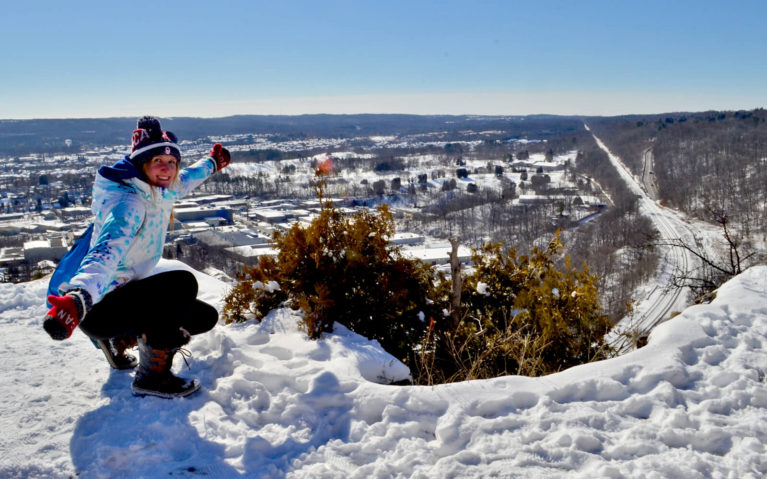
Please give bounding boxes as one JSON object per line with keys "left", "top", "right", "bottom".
{"left": 661, "top": 205, "right": 763, "bottom": 297}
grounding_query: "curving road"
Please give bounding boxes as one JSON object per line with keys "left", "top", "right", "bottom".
{"left": 585, "top": 125, "right": 696, "bottom": 345}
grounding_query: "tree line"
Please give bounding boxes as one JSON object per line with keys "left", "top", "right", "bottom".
{"left": 588, "top": 109, "right": 767, "bottom": 294}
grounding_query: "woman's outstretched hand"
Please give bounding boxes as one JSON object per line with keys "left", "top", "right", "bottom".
{"left": 210, "top": 143, "right": 231, "bottom": 171}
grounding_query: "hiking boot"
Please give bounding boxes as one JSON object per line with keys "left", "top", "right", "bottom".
{"left": 96, "top": 336, "right": 138, "bottom": 370}
{"left": 131, "top": 338, "right": 200, "bottom": 399}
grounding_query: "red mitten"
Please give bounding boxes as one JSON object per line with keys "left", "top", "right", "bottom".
{"left": 210, "top": 143, "right": 231, "bottom": 171}
{"left": 43, "top": 294, "right": 81, "bottom": 340}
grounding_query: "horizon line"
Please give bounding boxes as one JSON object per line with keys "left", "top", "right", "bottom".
{"left": 3, "top": 92, "right": 764, "bottom": 121}
{"left": 3, "top": 108, "right": 764, "bottom": 122}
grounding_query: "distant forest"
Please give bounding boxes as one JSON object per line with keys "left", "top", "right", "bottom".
{"left": 0, "top": 114, "right": 583, "bottom": 156}
{"left": 588, "top": 109, "right": 767, "bottom": 238}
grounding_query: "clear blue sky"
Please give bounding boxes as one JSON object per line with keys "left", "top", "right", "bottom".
{"left": 2, "top": 0, "right": 765, "bottom": 119}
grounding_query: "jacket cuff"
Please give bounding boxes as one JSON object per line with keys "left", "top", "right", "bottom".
{"left": 66, "top": 288, "right": 93, "bottom": 320}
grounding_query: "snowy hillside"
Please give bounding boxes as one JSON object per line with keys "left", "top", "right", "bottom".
{"left": 2, "top": 259, "right": 767, "bottom": 478}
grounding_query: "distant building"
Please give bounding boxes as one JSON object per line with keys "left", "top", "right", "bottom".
{"left": 224, "top": 245, "right": 279, "bottom": 262}
{"left": 0, "top": 222, "right": 24, "bottom": 235}
{"left": 301, "top": 198, "right": 344, "bottom": 210}
{"left": 194, "top": 226, "right": 270, "bottom": 248}
{"left": 389, "top": 232, "right": 425, "bottom": 246}
{"left": 401, "top": 244, "right": 472, "bottom": 266}
{"left": 0, "top": 213, "right": 24, "bottom": 222}
{"left": 257, "top": 199, "right": 291, "bottom": 209}
{"left": 0, "top": 247, "right": 24, "bottom": 265}
{"left": 187, "top": 194, "right": 234, "bottom": 204}
{"left": 509, "top": 160, "right": 564, "bottom": 172}
{"left": 284, "top": 208, "right": 312, "bottom": 219}
{"left": 216, "top": 199, "right": 249, "bottom": 212}
{"left": 61, "top": 206, "right": 92, "bottom": 220}
{"left": 174, "top": 206, "right": 234, "bottom": 225}
{"left": 517, "top": 195, "right": 553, "bottom": 204}
{"left": 578, "top": 196, "right": 608, "bottom": 208}
{"left": 23, "top": 237, "right": 68, "bottom": 262}
{"left": 250, "top": 208, "right": 287, "bottom": 224}
{"left": 171, "top": 221, "right": 212, "bottom": 234}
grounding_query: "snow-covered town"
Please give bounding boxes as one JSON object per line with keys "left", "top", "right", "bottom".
{"left": 0, "top": 125, "right": 605, "bottom": 282}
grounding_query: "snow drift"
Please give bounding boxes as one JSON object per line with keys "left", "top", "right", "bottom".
{"left": 1, "top": 259, "right": 766, "bottom": 478}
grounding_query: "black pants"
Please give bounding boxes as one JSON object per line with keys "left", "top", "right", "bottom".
{"left": 79, "top": 270, "right": 218, "bottom": 348}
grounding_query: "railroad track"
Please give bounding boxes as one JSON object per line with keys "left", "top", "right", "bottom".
{"left": 586, "top": 125, "right": 694, "bottom": 339}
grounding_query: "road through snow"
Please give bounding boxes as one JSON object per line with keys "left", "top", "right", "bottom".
{"left": 586, "top": 125, "right": 697, "bottom": 341}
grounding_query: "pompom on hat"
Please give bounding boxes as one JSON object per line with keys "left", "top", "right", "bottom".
{"left": 129, "top": 116, "right": 181, "bottom": 166}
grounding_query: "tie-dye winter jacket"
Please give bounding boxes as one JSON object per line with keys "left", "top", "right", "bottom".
{"left": 59, "top": 156, "right": 217, "bottom": 305}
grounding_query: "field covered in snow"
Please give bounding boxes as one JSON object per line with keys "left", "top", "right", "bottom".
{"left": 1, "top": 260, "right": 767, "bottom": 478}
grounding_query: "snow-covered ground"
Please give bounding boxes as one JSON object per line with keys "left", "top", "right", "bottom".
{"left": 2, "top": 259, "right": 767, "bottom": 478}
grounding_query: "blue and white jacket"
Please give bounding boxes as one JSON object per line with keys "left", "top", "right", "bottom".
{"left": 59, "top": 156, "right": 217, "bottom": 306}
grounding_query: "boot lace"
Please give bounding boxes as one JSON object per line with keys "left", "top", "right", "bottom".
{"left": 178, "top": 347, "right": 193, "bottom": 369}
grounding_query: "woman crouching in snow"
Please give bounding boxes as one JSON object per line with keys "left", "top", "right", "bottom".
{"left": 43, "top": 116, "right": 231, "bottom": 398}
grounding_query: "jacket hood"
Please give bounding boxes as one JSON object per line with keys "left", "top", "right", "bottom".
{"left": 98, "top": 154, "right": 146, "bottom": 183}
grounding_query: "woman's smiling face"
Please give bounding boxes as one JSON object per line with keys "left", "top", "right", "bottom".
{"left": 143, "top": 154, "right": 178, "bottom": 188}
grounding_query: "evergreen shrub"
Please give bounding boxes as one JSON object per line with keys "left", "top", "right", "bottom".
{"left": 222, "top": 180, "right": 440, "bottom": 366}
{"left": 223, "top": 178, "right": 614, "bottom": 383}
{"left": 415, "top": 232, "right": 613, "bottom": 383}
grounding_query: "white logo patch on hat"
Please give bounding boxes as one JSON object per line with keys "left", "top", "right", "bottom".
{"left": 165, "top": 146, "right": 171, "bottom": 155}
